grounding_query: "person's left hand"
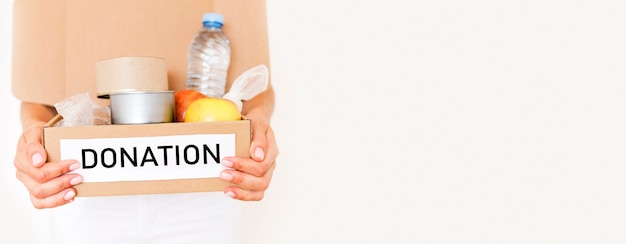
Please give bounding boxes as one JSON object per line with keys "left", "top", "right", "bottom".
{"left": 219, "top": 111, "right": 278, "bottom": 201}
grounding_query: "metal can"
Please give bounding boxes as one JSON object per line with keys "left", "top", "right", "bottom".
{"left": 109, "top": 90, "right": 175, "bottom": 124}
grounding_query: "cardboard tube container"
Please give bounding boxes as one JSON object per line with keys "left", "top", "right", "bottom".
{"left": 95, "top": 56, "right": 169, "bottom": 98}
{"left": 96, "top": 56, "right": 173, "bottom": 124}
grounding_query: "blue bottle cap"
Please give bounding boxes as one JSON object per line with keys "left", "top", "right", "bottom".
{"left": 202, "top": 13, "right": 224, "bottom": 25}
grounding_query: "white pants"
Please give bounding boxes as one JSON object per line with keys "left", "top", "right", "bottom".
{"left": 47, "top": 192, "right": 244, "bottom": 244}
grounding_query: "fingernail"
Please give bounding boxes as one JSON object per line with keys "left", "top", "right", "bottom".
{"left": 220, "top": 172, "right": 233, "bottom": 181}
{"left": 221, "top": 159, "right": 233, "bottom": 168}
{"left": 254, "top": 148, "right": 265, "bottom": 160}
{"left": 63, "top": 190, "right": 76, "bottom": 201}
{"left": 69, "top": 162, "right": 80, "bottom": 171}
{"left": 225, "top": 191, "right": 235, "bottom": 198}
{"left": 70, "top": 176, "right": 83, "bottom": 186}
{"left": 31, "top": 153, "right": 43, "bottom": 166}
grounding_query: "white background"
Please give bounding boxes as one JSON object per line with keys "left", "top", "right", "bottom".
{"left": 2, "top": 0, "right": 626, "bottom": 243}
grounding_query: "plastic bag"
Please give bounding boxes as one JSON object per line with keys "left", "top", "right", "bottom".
{"left": 222, "top": 64, "right": 269, "bottom": 111}
{"left": 54, "top": 92, "right": 111, "bottom": 127}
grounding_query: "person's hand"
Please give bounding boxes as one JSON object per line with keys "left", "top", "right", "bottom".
{"left": 219, "top": 112, "right": 278, "bottom": 201}
{"left": 13, "top": 123, "right": 83, "bottom": 209}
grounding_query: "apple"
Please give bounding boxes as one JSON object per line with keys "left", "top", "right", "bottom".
{"left": 174, "top": 89, "right": 207, "bottom": 122}
{"left": 184, "top": 97, "right": 241, "bottom": 122}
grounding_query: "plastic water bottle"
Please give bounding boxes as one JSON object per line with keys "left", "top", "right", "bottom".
{"left": 186, "top": 13, "right": 231, "bottom": 98}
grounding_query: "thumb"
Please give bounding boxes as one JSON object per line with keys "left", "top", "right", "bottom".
{"left": 22, "top": 125, "right": 48, "bottom": 168}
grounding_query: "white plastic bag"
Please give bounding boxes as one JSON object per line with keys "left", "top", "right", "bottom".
{"left": 222, "top": 64, "right": 269, "bottom": 111}
{"left": 54, "top": 92, "right": 111, "bottom": 127}
{"left": 54, "top": 92, "right": 94, "bottom": 127}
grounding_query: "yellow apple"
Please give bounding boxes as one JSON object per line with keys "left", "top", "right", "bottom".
{"left": 174, "top": 89, "right": 207, "bottom": 122}
{"left": 184, "top": 97, "right": 241, "bottom": 122}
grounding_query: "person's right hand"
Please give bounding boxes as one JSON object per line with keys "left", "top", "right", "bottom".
{"left": 13, "top": 123, "right": 83, "bottom": 209}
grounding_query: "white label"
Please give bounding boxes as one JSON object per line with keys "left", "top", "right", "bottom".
{"left": 60, "top": 134, "right": 235, "bottom": 183}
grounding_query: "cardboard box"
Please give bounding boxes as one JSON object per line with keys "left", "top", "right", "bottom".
{"left": 43, "top": 115, "right": 250, "bottom": 197}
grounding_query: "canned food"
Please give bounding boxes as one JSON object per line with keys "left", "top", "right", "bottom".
{"left": 109, "top": 90, "right": 175, "bottom": 124}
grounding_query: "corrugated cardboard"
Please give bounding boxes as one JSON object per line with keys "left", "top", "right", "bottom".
{"left": 43, "top": 115, "right": 251, "bottom": 197}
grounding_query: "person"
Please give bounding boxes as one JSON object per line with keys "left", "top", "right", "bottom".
{"left": 11, "top": 0, "right": 278, "bottom": 243}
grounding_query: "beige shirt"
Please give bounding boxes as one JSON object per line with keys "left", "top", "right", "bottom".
{"left": 12, "top": 0, "right": 270, "bottom": 106}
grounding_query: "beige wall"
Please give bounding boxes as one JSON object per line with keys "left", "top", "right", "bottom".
{"left": 2, "top": 0, "right": 626, "bottom": 243}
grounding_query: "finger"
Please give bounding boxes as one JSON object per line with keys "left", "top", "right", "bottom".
{"left": 223, "top": 161, "right": 277, "bottom": 201}
{"left": 232, "top": 126, "right": 278, "bottom": 170}
{"left": 220, "top": 160, "right": 276, "bottom": 192}
{"left": 29, "top": 188, "right": 77, "bottom": 209}
{"left": 223, "top": 186, "right": 266, "bottom": 201}
{"left": 17, "top": 171, "right": 83, "bottom": 200}
{"left": 221, "top": 156, "right": 271, "bottom": 177}
{"left": 21, "top": 126, "right": 46, "bottom": 168}
{"left": 263, "top": 126, "right": 279, "bottom": 161}
{"left": 17, "top": 159, "right": 80, "bottom": 184}
{"left": 249, "top": 119, "right": 269, "bottom": 161}
{"left": 222, "top": 133, "right": 277, "bottom": 178}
